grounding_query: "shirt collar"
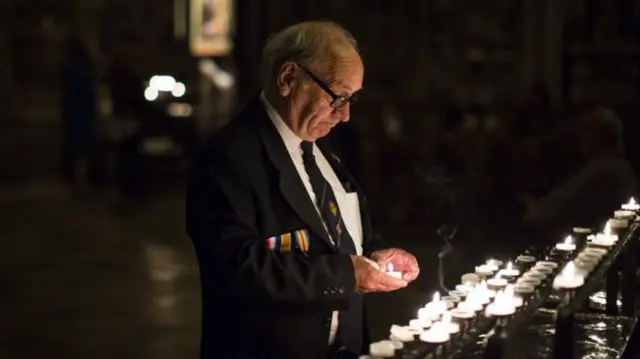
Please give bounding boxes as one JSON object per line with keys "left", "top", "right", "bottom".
{"left": 260, "top": 92, "right": 304, "bottom": 155}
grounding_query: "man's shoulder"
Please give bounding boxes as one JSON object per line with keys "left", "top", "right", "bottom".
{"left": 202, "top": 99, "right": 263, "bottom": 160}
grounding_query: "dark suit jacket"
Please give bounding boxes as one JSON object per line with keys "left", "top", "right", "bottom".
{"left": 186, "top": 96, "right": 389, "bottom": 359}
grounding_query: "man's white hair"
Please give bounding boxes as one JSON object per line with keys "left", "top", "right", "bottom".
{"left": 259, "top": 21, "right": 359, "bottom": 87}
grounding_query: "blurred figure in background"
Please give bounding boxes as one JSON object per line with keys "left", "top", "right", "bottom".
{"left": 521, "top": 107, "right": 636, "bottom": 239}
{"left": 104, "top": 46, "right": 146, "bottom": 212}
{"left": 60, "top": 35, "right": 98, "bottom": 197}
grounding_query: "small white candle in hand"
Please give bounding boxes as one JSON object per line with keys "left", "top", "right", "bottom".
{"left": 555, "top": 236, "right": 576, "bottom": 251}
{"left": 552, "top": 262, "right": 585, "bottom": 289}
{"left": 385, "top": 263, "right": 403, "bottom": 279}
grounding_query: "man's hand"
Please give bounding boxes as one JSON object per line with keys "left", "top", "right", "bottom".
{"left": 371, "top": 248, "right": 420, "bottom": 282}
{"left": 350, "top": 255, "right": 408, "bottom": 293}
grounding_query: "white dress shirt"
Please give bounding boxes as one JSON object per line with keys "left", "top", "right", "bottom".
{"left": 260, "top": 93, "right": 363, "bottom": 345}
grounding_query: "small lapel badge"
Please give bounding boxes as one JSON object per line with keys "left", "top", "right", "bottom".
{"left": 329, "top": 200, "right": 338, "bottom": 216}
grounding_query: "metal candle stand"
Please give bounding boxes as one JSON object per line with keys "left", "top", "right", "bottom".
{"left": 378, "top": 222, "right": 639, "bottom": 359}
{"left": 550, "top": 222, "right": 639, "bottom": 359}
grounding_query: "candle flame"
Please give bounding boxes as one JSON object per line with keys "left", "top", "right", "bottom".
{"left": 506, "top": 262, "right": 513, "bottom": 270}
{"left": 630, "top": 198, "right": 636, "bottom": 206}
{"left": 387, "top": 263, "right": 394, "bottom": 272}
{"left": 564, "top": 236, "right": 572, "bottom": 245}
{"left": 504, "top": 284, "right": 514, "bottom": 299}
{"left": 604, "top": 221, "right": 611, "bottom": 236}
{"left": 432, "top": 291, "right": 440, "bottom": 303}
{"left": 562, "top": 262, "right": 576, "bottom": 278}
{"left": 495, "top": 272, "right": 502, "bottom": 280}
{"left": 442, "top": 312, "right": 451, "bottom": 324}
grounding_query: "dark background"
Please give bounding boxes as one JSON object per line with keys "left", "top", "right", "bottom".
{"left": 1, "top": 1, "right": 640, "bottom": 358}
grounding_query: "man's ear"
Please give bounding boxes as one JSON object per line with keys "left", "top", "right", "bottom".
{"left": 276, "top": 62, "right": 298, "bottom": 97}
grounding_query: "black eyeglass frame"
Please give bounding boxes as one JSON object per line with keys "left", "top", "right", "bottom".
{"left": 296, "top": 63, "right": 358, "bottom": 108}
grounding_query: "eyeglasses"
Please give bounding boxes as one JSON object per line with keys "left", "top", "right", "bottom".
{"left": 296, "top": 63, "right": 358, "bottom": 108}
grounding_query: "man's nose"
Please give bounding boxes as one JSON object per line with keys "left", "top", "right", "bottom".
{"left": 335, "top": 103, "right": 350, "bottom": 122}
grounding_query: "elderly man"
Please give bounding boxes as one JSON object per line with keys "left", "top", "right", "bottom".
{"left": 186, "top": 21, "right": 419, "bottom": 359}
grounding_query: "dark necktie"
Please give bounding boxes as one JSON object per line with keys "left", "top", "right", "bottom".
{"left": 300, "top": 141, "right": 362, "bottom": 354}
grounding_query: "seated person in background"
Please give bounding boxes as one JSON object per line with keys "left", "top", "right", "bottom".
{"left": 521, "top": 107, "right": 636, "bottom": 236}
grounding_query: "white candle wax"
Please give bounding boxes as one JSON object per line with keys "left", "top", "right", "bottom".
{"left": 592, "top": 221, "right": 618, "bottom": 247}
{"left": 458, "top": 293, "right": 483, "bottom": 312}
{"left": 621, "top": 197, "right": 640, "bottom": 211}
{"left": 486, "top": 259, "right": 503, "bottom": 268}
{"left": 409, "top": 318, "right": 429, "bottom": 330}
{"left": 555, "top": 235, "right": 576, "bottom": 251}
{"left": 487, "top": 273, "right": 508, "bottom": 289}
{"left": 418, "top": 307, "right": 440, "bottom": 323}
{"left": 504, "top": 285, "right": 524, "bottom": 308}
{"left": 614, "top": 210, "right": 635, "bottom": 219}
{"left": 485, "top": 290, "right": 516, "bottom": 316}
{"left": 390, "top": 325, "right": 415, "bottom": 342}
{"left": 475, "top": 265, "right": 496, "bottom": 276}
{"left": 419, "top": 322, "right": 451, "bottom": 343}
{"left": 577, "top": 252, "right": 603, "bottom": 263}
{"left": 552, "top": 262, "right": 585, "bottom": 289}
{"left": 532, "top": 266, "right": 554, "bottom": 275}
{"left": 536, "top": 261, "right": 559, "bottom": 270}
{"left": 370, "top": 340, "right": 396, "bottom": 358}
{"left": 499, "top": 261, "right": 520, "bottom": 277}
{"left": 438, "top": 312, "right": 460, "bottom": 334}
{"left": 517, "top": 277, "right": 541, "bottom": 287}
{"left": 449, "top": 308, "right": 475, "bottom": 319}
{"left": 460, "top": 273, "right": 481, "bottom": 285}
{"left": 425, "top": 292, "right": 447, "bottom": 314}
{"left": 448, "top": 290, "right": 466, "bottom": 299}
{"left": 455, "top": 283, "right": 474, "bottom": 293}
{"left": 574, "top": 259, "right": 597, "bottom": 273}
{"left": 609, "top": 218, "right": 629, "bottom": 229}
{"left": 513, "top": 284, "right": 535, "bottom": 295}
{"left": 523, "top": 271, "right": 547, "bottom": 281}
{"left": 516, "top": 255, "right": 536, "bottom": 264}
{"left": 583, "top": 247, "right": 607, "bottom": 256}
{"left": 573, "top": 227, "right": 592, "bottom": 234}
{"left": 385, "top": 263, "right": 403, "bottom": 279}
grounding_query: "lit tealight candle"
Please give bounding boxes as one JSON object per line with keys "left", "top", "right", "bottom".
{"left": 522, "top": 271, "right": 547, "bottom": 281}
{"left": 583, "top": 247, "right": 607, "bottom": 256}
{"left": 592, "top": 221, "right": 618, "bottom": 247}
{"left": 487, "top": 273, "right": 508, "bottom": 290}
{"left": 614, "top": 210, "right": 635, "bottom": 220}
{"left": 474, "top": 280, "right": 495, "bottom": 304}
{"left": 455, "top": 282, "right": 475, "bottom": 293}
{"left": 475, "top": 264, "right": 496, "bottom": 277}
{"left": 517, "top": 277, "right": 541, "bottom": 287}
{"left": 437, "top": 312, "right": 460, "bottom": 334}
{"left": 450, "top": 308, "right": 475, "bottom": 320}
{"left": 385, "top": 263, "right": 403, "bottom": 279}
{"left": 409, "top": 318, "right": 428, "bottom": 331}
{"left": 621, "top": 197, "right": 640, "bottom": 211}
{"left": 419, "top": 322, "right": 451, "bottom": 344}
{"left": 370, "top": 340, "right": 396, "bottom": 358}
{"left": 390, "top": 325, "right": 416, "bottom": 342}
{"left": 513, "top": 283, "right": 535, "bottom": 296}
{"left": 486, "top": 259, "right": 503, "bottom": 268}
{"left": 499, "top": 261, "right": 520, "bottom": 278}
{"left": 609, "top": 218, "right": 629, "bottom": 229}
{"left": 552, "top": 262, "right": 585, "bottom": 289}
{"left": 485, "top": 290, "right": 516, "bottom": 317}
{"left": 555, "top": 236, "right": 576, "bottom": 252}
{"left": 457, "top": 292, "right": 483, "bottom": 312}
{"left": 504, "top": 284, "right": 524, "bottom": 308}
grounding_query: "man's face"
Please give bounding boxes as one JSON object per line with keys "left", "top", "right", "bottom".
{"left": 277, "top": 53, "right": 364, "bottom": 141}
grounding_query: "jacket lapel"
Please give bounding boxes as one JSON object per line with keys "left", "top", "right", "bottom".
{"left": 248, "top": 97, "right": 335, "bottom": 250}
{"left": 317, "top": 139, "right": 373, "bottom": 247}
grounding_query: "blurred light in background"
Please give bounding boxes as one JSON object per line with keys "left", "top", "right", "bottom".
{"left": 167, "top": 102, "right": 193, "bottom": 117}
{"left": 145, "top": 75, "right": 187, "bottom": 101}
{"left": 198, "top": 59, "right": 234, "bottom": 89}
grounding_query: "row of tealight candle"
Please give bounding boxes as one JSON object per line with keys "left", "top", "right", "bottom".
{"left": 362, "top": 197, "right": 640, "bottom": 359}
